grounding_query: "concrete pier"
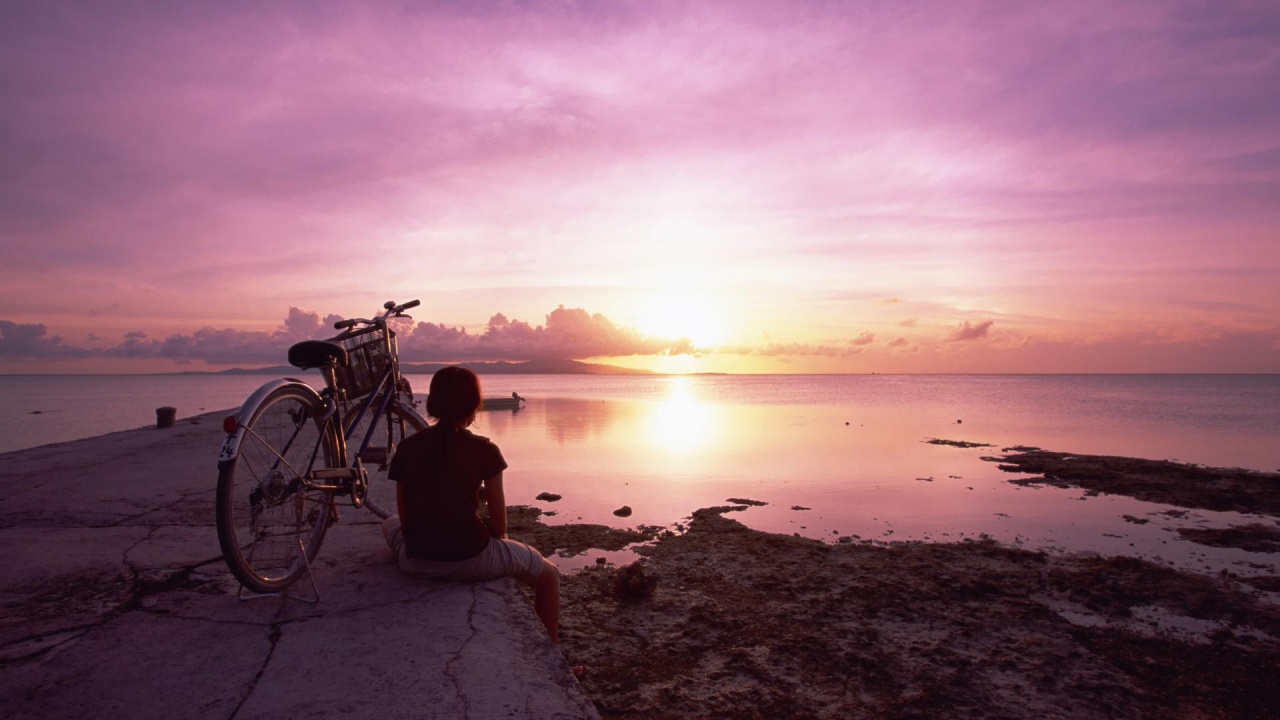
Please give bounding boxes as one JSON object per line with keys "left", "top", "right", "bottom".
{"left": 0, "top": 411, "right": 597, "bottom": 720}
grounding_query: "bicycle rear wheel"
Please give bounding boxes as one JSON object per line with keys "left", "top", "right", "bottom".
{"left": 347, "top": 400, "right": 427, "bottom": 519}
{"left": 217, "top": 385, "right": 338, "bottom": 594}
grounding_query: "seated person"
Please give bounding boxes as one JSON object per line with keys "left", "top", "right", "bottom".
{"left": 381, "top": 366, "right": 561, "bottom": 641}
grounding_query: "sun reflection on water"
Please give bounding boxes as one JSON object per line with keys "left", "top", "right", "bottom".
{"left": 644, "top": 377, "right": 715, "bottom": 454}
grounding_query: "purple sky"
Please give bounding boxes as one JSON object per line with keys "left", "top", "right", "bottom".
{"left": 2, "top": 0, "right": 1278, "bottom": 373}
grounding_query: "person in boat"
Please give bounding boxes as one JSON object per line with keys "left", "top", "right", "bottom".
{"left": 381, "top": 366, "right": 561, "bottom": 641}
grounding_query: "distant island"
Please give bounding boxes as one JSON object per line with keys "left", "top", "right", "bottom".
{"left": 189, "top": 358, "right": 656, "bottom": 376}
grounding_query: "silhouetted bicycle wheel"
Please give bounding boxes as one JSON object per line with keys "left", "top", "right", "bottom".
{"left": 347, "top": 400, "right": 427, "bottom": 519}
{"left": 217, "top": 385, "right": 338, "bottom": 593}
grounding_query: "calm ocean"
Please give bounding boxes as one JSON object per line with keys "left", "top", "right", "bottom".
{"left": 2, "top": 373, "right": 1276, "bottom": 574}
{"left": 2, "top": 374, "right": 1276, "bottom": 469}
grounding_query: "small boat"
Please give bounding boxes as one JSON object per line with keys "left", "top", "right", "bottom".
{"left": 481, "top": 392, "right": 527, "bottom": 411}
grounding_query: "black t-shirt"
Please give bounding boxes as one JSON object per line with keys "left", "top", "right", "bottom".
{"left": 388, "top": 424, "right": 508, "bottom": 561}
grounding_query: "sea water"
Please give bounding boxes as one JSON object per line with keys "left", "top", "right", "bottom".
{"left": 1, "top": 373, "right": 1276, "bottom": 574}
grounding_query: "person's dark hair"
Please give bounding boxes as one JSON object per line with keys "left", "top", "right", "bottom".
{"left": 426, "top": 366, "right": 483, "bottom": 425}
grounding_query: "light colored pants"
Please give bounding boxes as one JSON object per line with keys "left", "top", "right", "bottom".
{"left": 381, "top": 516, "right": 545, "bottom": 584}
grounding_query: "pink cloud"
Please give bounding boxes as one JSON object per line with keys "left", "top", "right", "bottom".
{"left": 716, "top": 340, "right": 868, "bottom": 358}
{"left": 0, "top": 321, "right": 89, "bottom": 359}
{"left": 946, "top": 320, "right": 994, "bottom": 342}
{"left": 905, "top": 330, "right": 1280, "bottom": 374}
{"left": 887, "top": 337, "right": 919, "bottom": 354}
{"left": 754, "top": 343, "right": 863, "bottom": 358}
{"left": 398, "top": 306, "right": 693, "bottom": 362}
{"left": 0, "top": 305, "right": 695, "bottom": 366}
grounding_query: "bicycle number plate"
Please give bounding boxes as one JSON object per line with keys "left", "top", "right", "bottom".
{"left": 218, "top": 434, "right": 242, "bottom": 462}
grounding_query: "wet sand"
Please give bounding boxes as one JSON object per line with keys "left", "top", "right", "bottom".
{"left": 509, "top": 450, "right": 1280, "bottom": 719}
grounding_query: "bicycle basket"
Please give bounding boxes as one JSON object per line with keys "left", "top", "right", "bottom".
{"left": 330, "top": 326, "right": 396, "bottom": 399}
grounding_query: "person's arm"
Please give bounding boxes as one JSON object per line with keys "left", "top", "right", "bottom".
{"left": 396, "top": 481, "right": 407, "bottom": 520}
{"left": 484, "top": 470, "right": 507, "bottom": 538}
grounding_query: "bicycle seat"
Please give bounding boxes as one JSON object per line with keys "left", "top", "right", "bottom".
{"left": 287, "top": 340, "right": 349, "bottom": 370}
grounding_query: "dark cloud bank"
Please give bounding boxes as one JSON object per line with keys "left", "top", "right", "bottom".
{"left": 0, "top": 305, "right": 908, "bottom": 367}
{"left": 5, "top": 309, "right": 1277, "bottom": 372}
{"left": 1, "top": 307, "right": 699, "bottom": 366}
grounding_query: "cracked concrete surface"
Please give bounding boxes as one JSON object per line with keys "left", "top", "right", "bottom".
{"left": 0, "top": 412, "right": 597, "bottom": 719}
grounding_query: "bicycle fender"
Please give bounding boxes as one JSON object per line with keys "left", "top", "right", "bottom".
{"left": 395, "top": 399, "right": 428, "bottom": 431}
{"left": 217, "top": 378, "right": 325, "bottom": 464}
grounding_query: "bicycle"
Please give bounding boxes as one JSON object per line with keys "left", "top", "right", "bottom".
{"left": 216, "top": 299, "right": 428, "bottom": 595}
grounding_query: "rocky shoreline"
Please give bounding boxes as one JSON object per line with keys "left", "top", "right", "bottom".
{"left": 509, "top": 449, "right": 1280, "bottom": 719}
{"left": 984, "top": 446, "right": 1280, "bottom": 515}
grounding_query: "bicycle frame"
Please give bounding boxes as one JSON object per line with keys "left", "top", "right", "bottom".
{"left": 216, "top": 299, "right": 425, "bottom": 596}
{"left": 328, "top": 359, "right": 400, "bottom": 473}
{"left": 219, "top": 317, "right": 425, "bottom": 511}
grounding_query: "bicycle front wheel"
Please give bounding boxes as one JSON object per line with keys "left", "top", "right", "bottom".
{"left": 217, "top": 385, "right": 338, "bottom": 594}
{"left": 348, "top": 400, "right": 427, "bottom": 519}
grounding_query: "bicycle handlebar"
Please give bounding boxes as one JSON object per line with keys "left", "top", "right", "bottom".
{"left": 332, "top": 299, "right": 420, "bottom": 330}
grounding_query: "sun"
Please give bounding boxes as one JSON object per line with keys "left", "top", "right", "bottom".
{"left": 634, "top": 292, "right": 726, "bottom": 348}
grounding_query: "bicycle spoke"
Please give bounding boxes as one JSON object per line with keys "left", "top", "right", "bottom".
{"left": 217, "top": 385, "right": 337, "bottom": 593}
{"left": 239, "top": 422, "right": 308, "bottom": 484}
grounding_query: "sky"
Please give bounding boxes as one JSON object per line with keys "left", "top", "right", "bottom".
{"left": 2, "top": 0, "right": 1278, "bottom": 374}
